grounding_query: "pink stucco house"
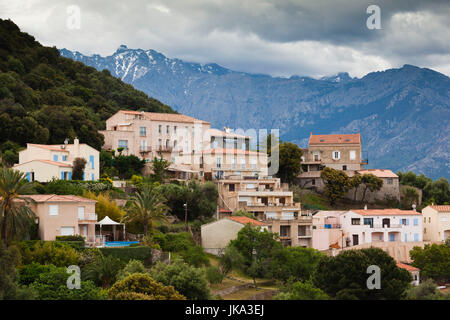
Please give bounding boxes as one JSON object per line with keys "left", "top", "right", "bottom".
{"left": 20, "top": 194, "right": 98, "bottom": 243}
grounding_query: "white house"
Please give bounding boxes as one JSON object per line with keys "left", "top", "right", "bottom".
{"left": 13, "top": 138, "right": 99, "bottom": 182}
{"left": 341, "top": 208, "right": 423, "bottom": 246}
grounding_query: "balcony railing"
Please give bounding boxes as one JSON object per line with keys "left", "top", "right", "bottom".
{"left": 78, "top": 213, "right": 98, "bottom": 221}
{"left": 140, "top": 146, "right": 151, "bottom": 153}
{"left": 373, "top": 224, "right": 402, "bottom": 229}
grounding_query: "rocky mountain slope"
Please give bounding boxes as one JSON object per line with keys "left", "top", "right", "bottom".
{"left": 60, "top": 46, "right": 450, "bottom": 179}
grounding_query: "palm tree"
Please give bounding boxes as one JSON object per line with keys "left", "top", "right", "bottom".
{"left": 83, "top": 255, "right": 124, "bottom": 288}
{"left": 0, "top": 168, "right": 36, "bottom": 247}
{"left": 122, "top": 184, "right": 169, "bottom": 236}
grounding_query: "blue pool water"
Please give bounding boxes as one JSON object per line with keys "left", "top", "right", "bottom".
{"left": 104, "top": 241, "right": 139, "bottom": 247}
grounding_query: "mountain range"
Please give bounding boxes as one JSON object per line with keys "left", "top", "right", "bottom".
{"left": 60, "top": 46, "right": 450, "bottom": 179}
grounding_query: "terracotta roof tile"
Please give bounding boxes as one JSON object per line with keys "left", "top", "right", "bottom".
{"left": 428, "top": 205, "right": 450, "bottom": 212}
{"left": 309, "top": 133, "right": 361, "bottom": 145}
{"left": 14, "top": 159, "right": 72, "bottom": 168}
{"left": 28, "top": 144, "right": 70, "bottom": 152}
{"left": 21, "top": 194, "right": 96, "bottom": 203}
{"left": 227, "top": 216, "right": 267, "bottom": 226}
{"left": 357, "top": 169, "right": 398, "bottom": 178}
{"left": 120, "top": 110, "right": 209, "bottom": 124}
{"left": 351, "top": 209, "right": 421, "bottom": 216}
{"left": 397, "top": 262, "right": 419, "bottom": 271}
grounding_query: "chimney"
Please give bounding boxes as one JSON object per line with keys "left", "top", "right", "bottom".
{"left": 364, "top": 205, "right": 367, "bottom": 210}
{"left": 412, "top": 204, "right": 416, "bottom": 212}
{"left": 74, "top": 137, "right": 80, "bottom": 157}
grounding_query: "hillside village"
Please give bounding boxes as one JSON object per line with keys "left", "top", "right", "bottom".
{"left": 0, "top": 19, "right": 449, "bottom": 301}
{"left": 4, "top": 108, "right": 450, "bottom": 300}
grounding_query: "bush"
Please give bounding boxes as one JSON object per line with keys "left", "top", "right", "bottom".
{"left": 17, "top": 262, "right": 53, "bottom": 286}
{"left": 82, "top": 254, "right": 124, "bottom": 287}
{"left": 30, "top": 265, "right": 106, "bottom": 300}
{"left": 276, "top": 281, "right": 329, "bottom": 300}
{"left": 117, "top": 259, "right": 148, "bottom": 280}
{"left": 181, "top": 245, "right": 210, "bottom": 267}
{"left": 150, "top": 260, "right": 211, "bottom": 300}
{"left": 108, "top": 273, "right": 185, "bottom": 300}
{"left": 405, "top": 279, "right": 446, "bottom": 300}
{"left": 154, "top": 232, "right": 195, "bottom": 252}
{"left": 205, "top": 266, "right": 224, "bottom": 284}
{"left": 55, "top": 235, "right": 85, "bottom": 242}
{"left": 20, "top": 241, "right": 80, "bottom": 267}
{"left": 99, "top": 246, "right": 152, "bottom": 265}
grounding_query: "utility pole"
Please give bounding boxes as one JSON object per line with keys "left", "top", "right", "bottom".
{"left": 184, "top": 203, "right": 188, "bottom": 232}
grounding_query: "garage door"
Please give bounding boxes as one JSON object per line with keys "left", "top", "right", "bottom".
{"left": 61, "top": 227, "right": 75, "bottom": 236}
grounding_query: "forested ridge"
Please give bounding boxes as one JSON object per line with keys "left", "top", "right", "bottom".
{"left": 0, "top": 19, "right": 174, "bottom": 164}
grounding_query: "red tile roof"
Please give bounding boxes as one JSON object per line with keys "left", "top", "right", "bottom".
{"left": 120, "top": 110, "right": 210, "bottom": 124}
{"left": 28, "top": 144, "right": 70, "bottom": 152}
{"left": 309, "top": 133, "right": 361, "bottom": 145}
{"left": 21, "top": 194, "right": 96, "bottom": 203}
{"left": 351, "top": 209, "right": 421, "bottom": 216}
{"left": 428, "top": 205, "right": 450, "bottom": 212}
{"left": 357, "top": 169, "right": 398, "bottom": 178}
{"left": 219, "top": 208, "right": 232, "bottom": 213}
{"left": 227, "top": 216, "right": 266, "bottom": 226}
{"left": 14, "top": 159, "right": 72, "bottom": 167}
{"left": 397, "top": 262, "right": 419, "bottom": 272}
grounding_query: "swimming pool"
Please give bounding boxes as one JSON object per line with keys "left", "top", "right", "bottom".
{"left": 104, "top": 241, "right": 139, "bottom": 247}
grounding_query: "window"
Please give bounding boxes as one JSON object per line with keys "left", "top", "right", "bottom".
{"left": 173, "top": 140, "right": 177, "bottom": 150}
{"left": 363, "top": 218, "right": 373, "bottom": 227}
{"left": 240, "top": 158, "right": 245, "bottom": 169}
{"left": 53, "top": 154, "right": 58, "bottom": 162}
{"left": 404, "top": 234, "right": 407, "bottom": 242}
{"left": 49, "top": 205, "right": 59, "bottom": 216}
{"left": 349, "top": 150, "right": 356, "bottom": 160}
{"left": 280, "top": 226, "right": 290, "bottom": 237}
{"left": 139, "top": 126, "right": 146, "bottom": 137}
{"left": 229, "top": 184, "right": 235, "bottom": 192}
{"left": 313, "top": 151, "right": 320, "bottom": 161}
{"left": 351, "top": 218, "right": 361, "bottom": 225}
{"left": 216, "top": 157, "right": 222, "bottom": 168}
{"left": 166, "top": 125, "right": 170, "bottom": 134}
{"left": 311, "top": 179, "right": 315, "bottom": 186}
{"left": 442, "top": 216, "right": 447, "bottom": 222}
{"left": 332, "top": 151, "right": 340, "bottom": 160}
{"left": 401, "top": 218, "right": 409, "bottom": 226}
{"left": 62, "top": 155, "right": 67, "bottom": 161}
{"left": 78, "top": 207, "right": 85, "bottom": 220}
{"left": 158, "top": 125, "right": 162, "bottom": 134}
{"left": 343, "top": 165, "right": 347, "bottom": 171}
{"left": 424, "top": 217, "right": 426, "bottom": 223}
{"left": 251, "top": 158, "right": 257, "bottom": 169}
{"left": 414, "top": 233, "right": 419, "bottom": 241}
{"left": 89, "top": 155, "right": 94, "bottom": 169}
{"left": 158, "top": 139, "right": 162, "bottom": 148}
{"left": 428, "top": 217, "right": 431, "bottom": 223}
{"left": 174, "top": 126, "right": 177, "bottom": 134}
{"left": 61, "top": 227, "right": 75, "bottom": 236}
{"left": 387, "top": 178, "right": 393, "bottom": 184}
{"left": 118, "top": 140, "right": 128, "bottom": 150}
{"left": 231, "top": 158, "right": 236, "bottom": 169}
{"left": 166, "top": 139, "right": 170, "bottom": 149}
{"left": 413, "top": 218, "right": 418, "bottom": 226}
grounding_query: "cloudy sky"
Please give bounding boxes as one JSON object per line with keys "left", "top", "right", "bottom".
{"left": 1, "top": 0, "right": 450, "bottom": 78}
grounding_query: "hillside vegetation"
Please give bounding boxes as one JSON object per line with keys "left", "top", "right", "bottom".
{"left": 0, "top": 19, "right": 174, "bottom": 164}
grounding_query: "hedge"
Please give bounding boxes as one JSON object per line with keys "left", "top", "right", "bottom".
{"left": 20, "top": 240, "right": 85, "bottom": 251}
{"left": 99, "top": 246, "right": 152, "bottom": 264}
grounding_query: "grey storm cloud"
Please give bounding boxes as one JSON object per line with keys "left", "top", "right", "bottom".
{"left": 1, "top": 0, "right": 449, "bottom": 78}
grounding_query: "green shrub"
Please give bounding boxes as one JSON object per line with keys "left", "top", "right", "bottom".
{"left": 20, "top": 241, "right": 80, "bottom": 267}
{"left": 108, "top": 273, "right": 185, "bottom": 300}
{"left": 205, "top": 266, "right": 224, "bottom": 284}
{"left": 181, "top": 245, "right": 210, "bottom": 267}
{"left": 30, "top": 265, "right": 106, "bottom": 300}
{"left": 150, "top": 259, "right": 211, "bottom": 300}
{"left": 17, "top": 262, "right": 52, "bottom": 286}
{"left": 55, "top": 235, "right": 85, "bottom": 242}
{"left": 99, "top": 246, "right": 152, "bottom": 265}
{"left": 117, "top": 259, "right": 148, "bottom": 280}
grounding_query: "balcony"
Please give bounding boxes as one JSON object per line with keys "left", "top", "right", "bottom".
{"left": 139, "top": 146, "right": 151, "bottom": 153}
{"left": 157, "top": 146, "right": 173, "bottom": 152}
{"left": 78, "top": 213, "right": 98, "bottom": 222}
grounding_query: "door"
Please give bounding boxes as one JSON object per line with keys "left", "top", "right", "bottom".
{"left": 382, "top": 218, "right": 390, "bottom": 228}
{"left": 81, "top": 225, "right": 87, "bottom": 238}
{"left": 61, "top": 227, "right": 75, "bottom": 236}
{"left": 352, "top": 234, "right": 359, "bottom": 246}
{"left": 389, "top": 234, "right": 395, "bottom": 241}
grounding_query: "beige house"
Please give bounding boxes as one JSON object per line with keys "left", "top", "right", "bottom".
{"left": 353, "top": 169, "right": 400, "bottom": 202}
{"left": 298, "top": 133, "right": 400, "bottom": 202}
{"left": 13, "top": 138, "right": 99, "bottom": 182}
{"left": 100, "top": 110, "right": 268, "bottom": 180}
{"left": 422, "top": 205, "right": 450, "bottom": 242}
{"left": 397, "top": 262, "right": 420, "bottom": 286}
{"left": 201, "top": 216, "right": 267, "bottom": 255}
{"left": 20, "top": 194, "right": 97, "bottom": 243}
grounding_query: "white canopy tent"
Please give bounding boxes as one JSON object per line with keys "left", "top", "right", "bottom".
{"left": 96, "top": 216, "right": 125, "bottom": 241}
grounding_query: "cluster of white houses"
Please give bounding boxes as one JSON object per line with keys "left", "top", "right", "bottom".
{"left": 10, "top": 110, "right": 450, "bottom": 276}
